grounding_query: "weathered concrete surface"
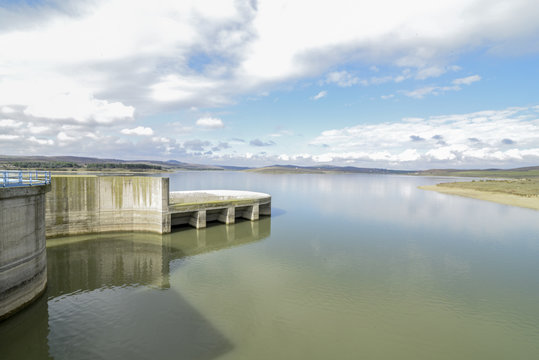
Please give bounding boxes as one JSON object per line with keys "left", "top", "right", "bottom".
{"left": 46, "top": 177, "right": 271, "bottom": 235}
{"left": 169, "top": 190, "right": 271, "bottom": 229}
{"left": 0, "top": 184, "right": 50, "bottom": 320}
{"left": 46, "top": 176, "right": 170, "bottom": 237}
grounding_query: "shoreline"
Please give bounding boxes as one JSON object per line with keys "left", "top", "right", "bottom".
{"left": 419, "top": 184, "right": 539, "bottom": 211}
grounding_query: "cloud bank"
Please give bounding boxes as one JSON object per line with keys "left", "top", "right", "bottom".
{"left": 2, "top": 0, "right": 538, "bottom": 120}
{"left": 0, "top": 1, "right": 538, "bottom": 167}
{"left": 307, "top": 106, "right": 539, "bottom": 168}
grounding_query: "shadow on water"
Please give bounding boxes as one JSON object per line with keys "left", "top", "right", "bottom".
{"left": 0, "top": 217, "right": 271, "bottom": 360}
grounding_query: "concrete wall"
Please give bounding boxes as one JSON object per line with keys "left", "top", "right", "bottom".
{"left": 0, "top": 184, "right": 50, "bottom": 320}
{"left": 46, "top": 176, "right": 170, "bottom": 237}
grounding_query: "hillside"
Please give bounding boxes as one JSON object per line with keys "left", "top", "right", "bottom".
{"left": 246, "top": 165, "right": 413, "bottom": 174}
{"left": 0, "top": 155, "right": 225, "bottom": 172}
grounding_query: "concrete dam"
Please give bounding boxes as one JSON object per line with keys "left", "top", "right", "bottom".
{"left": 1, "top": 173, "right": 271, "bottom": 320}
{"left": 45, "top": 175, "right": 271, "bottom": 237}
{"left": 1, "top": 171, "right": 50, "bottom": 320}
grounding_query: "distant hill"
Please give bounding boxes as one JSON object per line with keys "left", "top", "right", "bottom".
{"left": 2, "top": 154, "right": 537, "bottom": 177}
{"left": 248, "top": 164, "right": 539, "bottom": 177}
{"left": 246, "top": 165, "right": 413, "bottom": 174}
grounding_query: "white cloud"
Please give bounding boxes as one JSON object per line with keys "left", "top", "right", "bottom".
{"left": 121, "top": 126, "right": 154, "bottom": 136}
{"left": 278, "top": 154, "right": 290, "bottom": 161}
{"left": 166, "top": 121, "right": 193, "bottom": 135}
{"left": 24, "top": 90, "right": 135, "bottom": 124}
{"left": 325, "top": 71, "right": 359, "bottom": 87}
{"left": 270, "top": 130, "right": 294, "bottom": 137}
{"left": 28, "top": 125, "right": 50, "bottom": 134}
{"left": 403, "top": 75, "right": 480, "bottom": 98}
{"left": 453, "top": 75, "right": 481, "bottom": 85}
{"left": 1, "top": 107, "right": 16, "bottom": 114}
{"left": 28, "top": 136, "right": 54, "bottom": 146}
{"left": 57, "top": 131, "right": 78, "bottom": 143}
{"left": 0, "top": 119, "right": 22, "bottom": 128}
{"left": 196, "top": 117, "right": 224, "bottom": 129}
{"left": 415, "top": 65, "right": 461, "bottom": 80}
{"left": 403, "top": 86, "right": 443, "bottom": 99}
{"left": 240, "top": 0, "right": 539, "bottom": 88}
{"left": 0, "top": 134, "right": 20, "bottom": 140}
{"left": 312, "top": 91, "right": 327, "bottom": 100}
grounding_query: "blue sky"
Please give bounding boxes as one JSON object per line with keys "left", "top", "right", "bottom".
{"left": 0, "top": 0, "right": 538, "bottom": 169}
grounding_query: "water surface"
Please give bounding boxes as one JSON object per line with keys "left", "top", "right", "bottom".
{"left": 1, "top": 172, "right": 538, "bottom": 359}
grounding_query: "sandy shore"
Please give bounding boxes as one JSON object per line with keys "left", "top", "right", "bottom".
{"left": 419, "top": 185, "right": 539, "bottom": 211}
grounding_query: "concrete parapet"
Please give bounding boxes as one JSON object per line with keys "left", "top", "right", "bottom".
{"left": 0, "top": 184, "right": 50, "bottom": 320}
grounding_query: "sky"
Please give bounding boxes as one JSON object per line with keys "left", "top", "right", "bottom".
{"left": 0, "top": 0, "right": 538, "bottom": 169}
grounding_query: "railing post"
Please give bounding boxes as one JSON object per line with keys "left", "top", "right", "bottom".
{"left": 2, "top": 171, "right": 6, "bottom": 187}
{"left": 19, "top": 171, "right": 22, "bottom": 184}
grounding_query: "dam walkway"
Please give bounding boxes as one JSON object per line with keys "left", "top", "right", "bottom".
{"left": 169, "top": 190, "right": 271, "bottom": 229}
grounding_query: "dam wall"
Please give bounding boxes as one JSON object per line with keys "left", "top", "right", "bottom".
{"left": 46, "top": 176, "right": 170, "bottom": 237}
{"left": 0, "top": 184, "right": 50, "bottom": 320}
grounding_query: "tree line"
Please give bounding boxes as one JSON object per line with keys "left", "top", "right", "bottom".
{"left": 2, "top": 161, "right": 162, "bottom": 170}
{"left": 86, "top": 163, "right": 162, "bottom": 170}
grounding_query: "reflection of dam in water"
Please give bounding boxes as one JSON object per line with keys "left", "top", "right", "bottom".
{"left": 0, "top": 217, "right": 271, "bottom": 360}
{"left": 47, "top": 217, "right": 271, "bottom": 295}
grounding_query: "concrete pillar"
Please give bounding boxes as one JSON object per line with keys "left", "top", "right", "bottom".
{"left": 189, "top": 210, "right": 206, "bottom": 229}
{"left": 218, "top": 207, "right": 235, "bottom": 224}
{"left": 242, "top": 204, "right": 259, "bottom": 221}
{"left": 259, "top": 203, "right": 271, "bottom": 216}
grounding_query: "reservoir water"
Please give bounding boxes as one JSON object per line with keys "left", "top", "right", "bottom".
{"left": 1, "top": 172, "right": 538, "bottom": 359}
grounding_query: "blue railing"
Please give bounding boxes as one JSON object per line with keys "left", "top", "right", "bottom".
{"left": 1, "top": 170, "right": 51, "bottom": 187}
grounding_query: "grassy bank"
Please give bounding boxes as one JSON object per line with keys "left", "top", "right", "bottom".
{"left": 419, "top": 179, "right": 539, "bottom": 211}
{"left": 416, "top": 169, "right": 539, "bottom": 178}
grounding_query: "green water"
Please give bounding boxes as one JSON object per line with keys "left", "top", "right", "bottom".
{"left": 1, "top": 172, "right": 539, "bottom": 359}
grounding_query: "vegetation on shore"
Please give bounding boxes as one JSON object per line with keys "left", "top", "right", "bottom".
{"left": 436, "top": 179, "right": 539, "bottom": 197}
{"left": 1, "top": 160, "right": 163, "bottom": 172}
{"left": 8, "top": 161, "right": 81, "bottom": 169}
{"left": 420, "top": 179, "right": 539, "bottom": 211}
{"left": 415, "top": 168, "right": 539, "bottom": 178}
{"left": 86, "top": 163, "right": 162, "bottom": 170}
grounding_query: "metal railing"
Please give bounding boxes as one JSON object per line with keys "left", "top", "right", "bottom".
{"left": 1, "top": 170, "right": 51, "bottom": 188}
